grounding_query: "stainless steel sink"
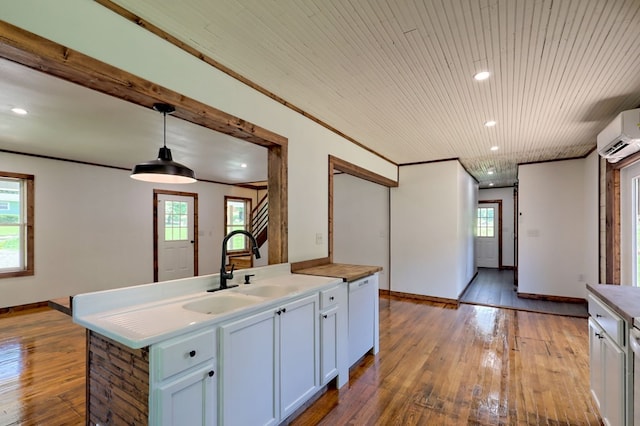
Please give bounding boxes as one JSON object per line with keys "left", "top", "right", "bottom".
{"left": 183, "top": 294, "right": 262, "bottom": 315}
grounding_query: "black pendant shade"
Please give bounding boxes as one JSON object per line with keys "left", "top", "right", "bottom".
{"left": 131, "top": 103, "right": 196, "bottom": 184}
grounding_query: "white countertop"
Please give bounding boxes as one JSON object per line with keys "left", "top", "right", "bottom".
{"left": 73, "top": 264, "right": 342, "bottom": 348}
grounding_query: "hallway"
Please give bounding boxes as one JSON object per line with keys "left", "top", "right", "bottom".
{"left": 460, "top": 268, "right": 588, "bottom": 318}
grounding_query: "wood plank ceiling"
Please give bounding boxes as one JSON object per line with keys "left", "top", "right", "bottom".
{"left": 106, "top": 0, "right": 640, "bottom": 187}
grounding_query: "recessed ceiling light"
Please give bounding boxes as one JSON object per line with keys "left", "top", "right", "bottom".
{"left": 11, "top": 107, "right": 28, "bottom": 115}
{"left": 474, "top": 71, "right": 490, "bottom": 81}
{"left": 240, "top": 163, "right": 247, "bottom": 168}
{"left": 484, "top": 120, "right": 496, "bottom": 127}
{"left": 489, "top": 183, "right": 494, "bottom": 187}
{"left": 490, "top": 146, "right": 499, "bottom": 151}
{"left": 488, "top": 170, "right": 494, "bottom": 175}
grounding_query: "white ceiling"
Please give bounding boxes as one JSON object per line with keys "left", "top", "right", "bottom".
{"left": 104, "top": 0, "right": 640, "bottom": 187}
{"left": 0, "top": 58, "right": 268, "bottom": 184}
{"left": 3, "top": 1, "right": 640, "bottom": 188}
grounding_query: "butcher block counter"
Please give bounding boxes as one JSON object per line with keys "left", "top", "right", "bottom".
{"left": 291, "top": 257, "right": 382, "bottom": 282}
{"left": 587, "top": 283, "right": 640, "bottom": 326}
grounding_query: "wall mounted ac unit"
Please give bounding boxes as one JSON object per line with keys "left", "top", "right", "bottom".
{"left": 597, "top": 108, "right": 640, "bottom": 163}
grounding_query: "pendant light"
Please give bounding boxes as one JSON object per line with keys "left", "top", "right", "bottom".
{"left": 131, "top": 103, "right": 197, "bottom": 184}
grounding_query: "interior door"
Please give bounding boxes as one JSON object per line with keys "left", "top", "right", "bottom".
{"left": 475, "top": 203, "right": 499, "bottom": 268}
{"left": 157, "top": 193, "right": 196, "bottom": 282}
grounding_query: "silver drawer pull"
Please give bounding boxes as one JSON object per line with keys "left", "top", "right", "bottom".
{"left": 359, "top": 280, "right": 369, "bottom": 287}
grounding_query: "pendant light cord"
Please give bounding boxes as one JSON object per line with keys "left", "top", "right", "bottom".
{"left": 163, "top": 111, "right": 167, "bottom": 149}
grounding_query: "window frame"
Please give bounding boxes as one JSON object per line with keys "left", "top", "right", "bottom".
{"left": 0, "top": 171, "right": 34, "bottom": 278}
{"left": 224, "top": 196, "right": 252, "bottom": 253}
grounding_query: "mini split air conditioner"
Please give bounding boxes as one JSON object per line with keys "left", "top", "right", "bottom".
{"left": 597, "top": 108, "right": 640, "bottom": 163}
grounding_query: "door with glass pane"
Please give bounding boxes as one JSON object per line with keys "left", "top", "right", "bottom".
{"left": 475, "top": 203, "right": 500, "bottom": 268}
{"left": 156, "top": 192, "right": 196, "bottom": 282}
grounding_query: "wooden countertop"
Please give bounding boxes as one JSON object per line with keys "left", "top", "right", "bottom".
{"left": 587, "top": 283, "right": 640, "bottom": 326}
{"left": 291, "top": 258, "right": 382, "bottom": 282}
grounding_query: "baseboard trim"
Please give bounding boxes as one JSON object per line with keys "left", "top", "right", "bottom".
{"left": 517, "top": 292, "right": 586, "bottom": 304}
{"left": 458, "top": 271, "right": 479, "bottom": 300}
{"left": 0, "top": 301, "right": 49, "bottom": 316}
{"left": 387, "top": 290, "right": 459, "bottom": 307}
{"left": 379, "top": 289, "right": 391, "bottom": 297}
{"left": 501, "top": 266, "right": 516, "bottom": 270}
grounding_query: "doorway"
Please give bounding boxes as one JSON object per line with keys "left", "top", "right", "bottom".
{"left": 475, "top": 200, "right": 503, "bottom": 269}
{"left": 154, "top": 190, "right": 198, "bottom": 282}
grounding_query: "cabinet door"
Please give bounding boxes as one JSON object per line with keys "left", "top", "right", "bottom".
{"left": 601, "top": 333, "right": 624, "bottom": 426}
{"left": 280, "top": 294, "right": 320, "bottom": 419}
{"left": 588, "top": 319, "right": 604, "bottom": 410}
{"left": 320, "top": 305, "right": 339, "bottom": 385}
{"left": 157, "top": 363, "right": 216, "bottom": 426}
{"left": 220, "top": 309, "right": 279, "bottom": 426}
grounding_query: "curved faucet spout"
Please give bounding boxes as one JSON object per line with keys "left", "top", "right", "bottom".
{"left": 218, "top": 230, "right": 261, "bottom": 290}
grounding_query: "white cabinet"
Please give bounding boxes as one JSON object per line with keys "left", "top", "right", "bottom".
{"left": 319, "top": 284, "right": 348, "bottom": 387}
{"left": 348, "top": 274, "right": 379, "bottom": 366}
{"left": 219, "top": 293, "right": 320, "bottom": 425}
{"left": 158, "top": 363, "right": 216, "bottom": 426}
{"left": 150, "top": 328, "right": 217, "bottom": 426}
{"left": 588, "top": 294, "right": 629, "bottom": 426}
{"left": 320, "top": 304, "right": 339, "bottom": 384}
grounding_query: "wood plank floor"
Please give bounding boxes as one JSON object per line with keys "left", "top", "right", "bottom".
{"left": 460, "top": 268, "right": 589, "bottom": 318}
{"left": 0, "top": 299, "right": 598, "bottom": 425}
{"left": 0, "top": 307, "right": 86, "bottom": 425}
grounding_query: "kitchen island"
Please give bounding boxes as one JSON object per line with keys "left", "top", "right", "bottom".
{"left": 73, "top": 262, "right": 380, "bottom": 425}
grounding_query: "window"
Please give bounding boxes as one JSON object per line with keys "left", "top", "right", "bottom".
{"left": 0, "top": 172, "right": 34, "bottom": 277}
{"left": 225, "top": 197, "right": 252, "bottom": 252}
{"left": 164, "top": 200, "right": 189, "bottom": 241}
{"left": 476, "top": 207, "right": 495, "bottom": 237}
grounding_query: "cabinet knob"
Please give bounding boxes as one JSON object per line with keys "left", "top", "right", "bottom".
{"left": 596, "top": 314, "right": 602, "bottom": 318}
{"left": 329, "top": 296, "right": 335, "bottom": 301}
{"left": 595, "top": 332, "right": 603, "bottom": 339}
{"left": 208, "top": 370, "right": 215, "bottom": 377}
{"left": 282, "top": 308, "right": 286, "bottom": 313}
{"left": 276, "top": 309, "right": 282, "bottom": 315}
{"left": 189, "top": 350, "right": 196, "bottom": 357}
{"left": 323, "top": 314, "right": 328, "bottom": 319}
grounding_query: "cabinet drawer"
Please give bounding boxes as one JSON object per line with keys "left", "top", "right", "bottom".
{"left": 320, "top": 286, "right": 341, "bottom": 309}
{"left": 588, "top": 294, "right": 624, "bottom": 347}
{"left": 154, "top": 328, "right": 216, "bottom": 381}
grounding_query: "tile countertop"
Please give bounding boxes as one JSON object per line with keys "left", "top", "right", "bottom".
{"left": 292, "top": 261, "right": 382, "bottom": 282}
{"left": 587, "top": 283, "right": 640, "bottom": 326}
{"left": 72, "top": 263, "right": 342, "bottom": 349}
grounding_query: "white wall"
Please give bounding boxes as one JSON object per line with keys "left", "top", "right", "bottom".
{"left": 0, "top": 152, "right": 258, "bottom": 308}
{"left": 390, "top": 161, "right": 477, "bottom": 300}
{"left": 2, "top": 0, "right": 397, "bottom": 266}
{"left": 478, "top": 187, "right": 515, "bottom": 267}
{"left": 518, "top": 156, "right": 598, "bottom": 298}
{"left": 456, "top": 165, "right": 478, "bottom": 296}
{"left": 333, "top": 173, "right": 389, "bottom": 290}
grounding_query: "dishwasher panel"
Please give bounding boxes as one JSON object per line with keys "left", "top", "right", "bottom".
{"left": 348, "top": 277, "right": 375, "bottom": 366}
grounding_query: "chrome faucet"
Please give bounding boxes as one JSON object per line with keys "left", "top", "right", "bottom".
{"left": 211, "top": 230, "right": 261, "bottom": 292}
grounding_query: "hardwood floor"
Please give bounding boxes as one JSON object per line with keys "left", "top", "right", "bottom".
{"left": 460, "top": 268, "right": 589, "bottom": 318}
{"left": 1, "top": 298, "right": 598, "bottom": 425}
{"left": 0, "top": 307, "right": 85, "bottom": 425}
{"left": 292, "top": 296, "right": 598, "bottom": 425}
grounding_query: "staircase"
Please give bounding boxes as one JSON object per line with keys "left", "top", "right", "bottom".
{"left": 251, "top": 194, "right": 268, "bottom": 247}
